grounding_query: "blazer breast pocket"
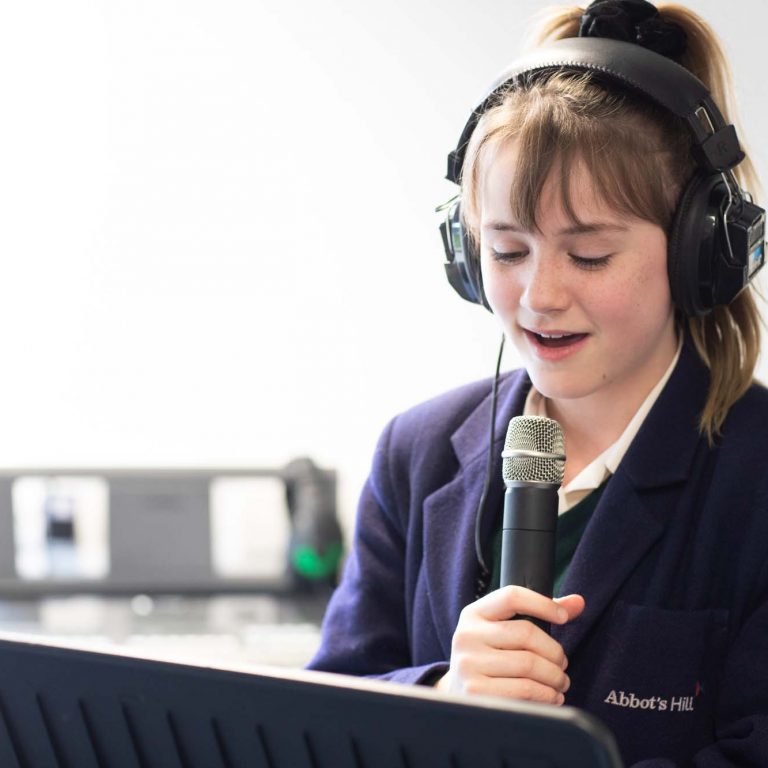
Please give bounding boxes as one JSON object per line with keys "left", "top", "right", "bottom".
{"left": 576, "top": 601, "right": 729, "bottom": 764}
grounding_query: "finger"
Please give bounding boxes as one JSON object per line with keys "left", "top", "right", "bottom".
{"left": 486, "top": 618, "right": 568, "bottom": 668}
{"left": 480, "top": 650, "right": 571, "bottom": 693}
{"left": 554, "top": 594, "right": 586, "bottom": 621}
{"left": 464, "top": 675, "right": 566, "bottom": 705}
{"left": 476, "top": 585, "right": 570, "bottom": 625}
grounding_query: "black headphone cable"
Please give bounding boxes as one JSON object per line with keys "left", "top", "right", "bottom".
{"left": 473, "top": 332, "right": 505, "bottom": 598}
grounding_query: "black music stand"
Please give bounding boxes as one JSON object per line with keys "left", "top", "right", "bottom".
{"left": 0, "top": 635, "right": 622, "bottom": 768}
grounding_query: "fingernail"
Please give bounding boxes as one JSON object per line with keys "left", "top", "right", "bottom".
{"left": 557, "top": 607, "right": 568, "bottom": 622}
{"left": 557, "top": 693, "right": 565, "bottom": 706}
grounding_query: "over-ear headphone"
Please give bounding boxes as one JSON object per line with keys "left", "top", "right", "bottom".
{"left": 439, "top": 37, "right": 766, "bottom": 317}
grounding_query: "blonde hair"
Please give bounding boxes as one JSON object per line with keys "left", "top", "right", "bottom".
{"left": 461, "top": 2, "right": 761, "bottom": 443}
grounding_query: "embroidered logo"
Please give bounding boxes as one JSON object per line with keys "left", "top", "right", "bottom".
{"left": 604, "top": 685, "right": 700, "bottom": 712}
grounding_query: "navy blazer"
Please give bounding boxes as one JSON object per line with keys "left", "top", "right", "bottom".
{"left": 309, "top": 342, "right": 768, "bottom": 766}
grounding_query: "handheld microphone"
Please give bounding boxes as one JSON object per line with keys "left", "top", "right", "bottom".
{"left": 499, "top": 415, "right": 565, "bottom": 633}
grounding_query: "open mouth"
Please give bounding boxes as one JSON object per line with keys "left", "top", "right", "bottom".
{"left": 527, "top": 331, "right": 588, "bottom": 348}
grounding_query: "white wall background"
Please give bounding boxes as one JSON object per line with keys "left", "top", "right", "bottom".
{"left": 0, "top": 1, "right": 765, "bottom": 536}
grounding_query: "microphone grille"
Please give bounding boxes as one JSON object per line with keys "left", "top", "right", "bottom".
{"left": 502, "top": 415, "right": 565, "bottom": 486}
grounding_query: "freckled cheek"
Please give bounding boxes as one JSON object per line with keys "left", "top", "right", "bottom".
{"left": 593, "top": 281, "right": 672, "bottom": 345}
{"left": 483, "top": 273, "right": 524, "bottom": 319}
{"left": 627, "top": 267, "right": 674, "bottom": 319}
{"left": 585, "top": 280, "right": 649, "bottom": 336}
{"left": 482, "top": 260, "right": 525, "bottom": 308}
{"left": 590, "top": 291, "right": 633, "bottom": 328}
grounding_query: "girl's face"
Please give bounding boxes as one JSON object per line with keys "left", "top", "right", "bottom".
{"left": 480, "top": 141, "right": 678, "bottom": 411}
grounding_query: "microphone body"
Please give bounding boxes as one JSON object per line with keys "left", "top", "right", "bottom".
{"left": 499, "top": 482, "right": 558, "bottom": 597}
{"left": 499, "top": 416, "right": 565, "bottom": 634}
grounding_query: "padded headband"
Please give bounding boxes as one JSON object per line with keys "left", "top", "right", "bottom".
{"left": 446, "top": 37, "right": 744, "bottom": 187}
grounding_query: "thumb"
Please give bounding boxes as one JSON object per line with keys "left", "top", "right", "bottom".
{"left": 554, "top": 593, "right": 585, "bottom": 622}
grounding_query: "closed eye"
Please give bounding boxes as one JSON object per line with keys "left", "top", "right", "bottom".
{"left": 491, "top": 249, "right": 528, "bottom": 264}
{"left": 570, "top": 253, "right": 613, "bottom": 270}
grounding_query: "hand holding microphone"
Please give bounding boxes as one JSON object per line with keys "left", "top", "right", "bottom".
{"left": 436, "top": 416, "right": 585, "bottom": 704}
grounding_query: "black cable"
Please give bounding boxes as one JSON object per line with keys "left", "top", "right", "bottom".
{"left": 473, "top": 332, "right": 505, "bottom": 596}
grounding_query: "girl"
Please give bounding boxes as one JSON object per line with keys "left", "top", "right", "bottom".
{"left": 309, "top": 1, "right": 768, "bottom": 764}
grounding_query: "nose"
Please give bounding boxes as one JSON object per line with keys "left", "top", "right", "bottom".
{"left": 519, "top": 253, "right": 570, "bottom": 315}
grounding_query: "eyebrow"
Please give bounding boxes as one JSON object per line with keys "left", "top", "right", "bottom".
{"left": 482, "top": 221, "right": 630, "bottom": 236}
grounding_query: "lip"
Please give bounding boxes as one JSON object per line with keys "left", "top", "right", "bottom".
{"left": 522, "top": 328, "right": 590, "bottom": 361}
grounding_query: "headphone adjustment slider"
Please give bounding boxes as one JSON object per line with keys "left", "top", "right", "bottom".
{"left": 694, "top": 124, "right": 745, "bottom": 175}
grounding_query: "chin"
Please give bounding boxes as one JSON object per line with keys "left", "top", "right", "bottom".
{"left": 526, "top": 370, "right": 603, "bottom": 403}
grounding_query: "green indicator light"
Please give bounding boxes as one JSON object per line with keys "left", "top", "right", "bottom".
{"left": 291, "top": 543, "right": 343, "bottom": 579}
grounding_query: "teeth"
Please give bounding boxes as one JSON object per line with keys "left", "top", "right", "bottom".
{"left": 538, "top": 332, "right": 571, "bottom": 339}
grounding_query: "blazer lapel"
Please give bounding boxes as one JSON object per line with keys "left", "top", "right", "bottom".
{"left": 552, "top": 473, "right": 665, "bottom": 654}
{"left": 553, "top": 341, "right": 709, "bottom": 657}
{"left": 422, "top": 369, "right": 530, "bottom": 658}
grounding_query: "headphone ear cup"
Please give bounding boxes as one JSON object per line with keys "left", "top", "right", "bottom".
{"left": 668, "top": 173, "right": 722, "bottom": 317}
{"left": 440, "top": 200, "right": 491, "bottom": 309}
